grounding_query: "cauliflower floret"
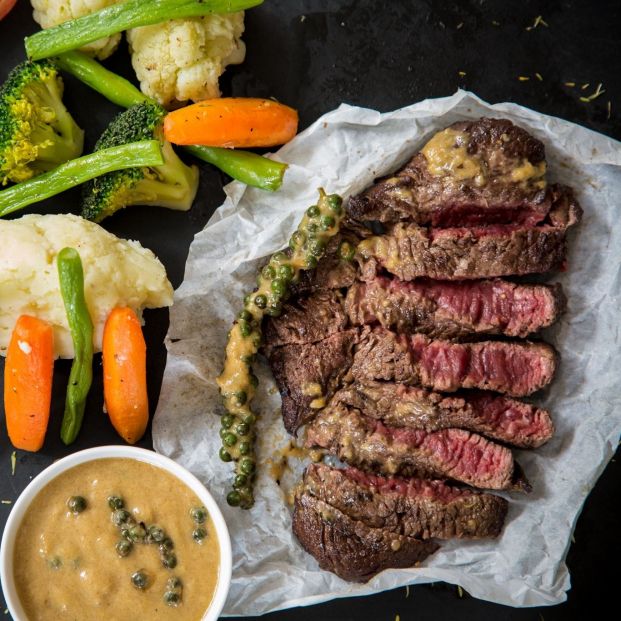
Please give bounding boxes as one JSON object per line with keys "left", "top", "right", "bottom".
{"left": 127, "top": 12, "right": 246, "bottom": 109}
{"left": 30, "top": 0, "right": 122, "bottom": 60}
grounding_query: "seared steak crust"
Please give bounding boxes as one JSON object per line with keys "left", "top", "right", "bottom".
{"left": 306, "top": 404, "right": 530, "bottom": 491}
{"left": 351, "top": 328, "right": 556, "bottom": 397}
{"left": 345, "top": 277, "right": 565, "bottom": 339}
{"left": 303, "top": 463, "right": 508, "bottom": 539}
{"left": 348, "top": 118, "right": 550, "bottom": 227}
{"left": 264, "top": 328, "right": 360, "bottom": 433}
{"left": 332, "top": 381, "right": 554, "bottom": 448}
{"left": 292, "top": 492, "right": 439, "bottom": 582}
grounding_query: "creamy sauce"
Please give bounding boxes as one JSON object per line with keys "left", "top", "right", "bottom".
{"left": 510, "top": 159, "right": 546, "bottom": 184}
{"left": 14, "top": 458, "right": 219, "bottom": 621}
{"left": 421, "top": 128, "right": 484, "bottom": 183}
{"left": 301, "top": 382, "right": 323, "bottom": 397}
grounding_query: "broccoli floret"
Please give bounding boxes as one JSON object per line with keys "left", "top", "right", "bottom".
{"left": 0, "top": 60, "right": 84, "bottom": 186}
{"left": 81, "top": 102, "right": 199, "bottom": 222}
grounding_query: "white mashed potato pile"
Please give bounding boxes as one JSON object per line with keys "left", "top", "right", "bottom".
{"left": 0, "top": 214, "right": 173, "bottom": 359}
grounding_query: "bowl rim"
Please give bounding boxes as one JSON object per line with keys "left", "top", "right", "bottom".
{"left": 0, "top": 445, "right": 232, "bottom": 621}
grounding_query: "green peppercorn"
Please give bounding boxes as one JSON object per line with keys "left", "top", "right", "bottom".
{"left": 339, "top": 241, "right": 356, "bottom": 261}
{"left": 289, "top": 231, "right": 305, "bottom": 249}
{"left": 236, "top": 422, "right": 249, "bottom": 436}
{"left": 221, "top": 413, "right": 234, "bottom": 429}
{"left": 67, "top": 496, "right": 87, "bottom": 514}
{"left": 233, "top": 474, "right": 248, "bottom": 489}
{"left": 223, "top": 432, "right": 237, "bottom": 447}
{"left": 234, "top": 390, "right": 247, "bottom": 406}
{"left": 107, "top": 496, "right": 124, "bottom": 511}
{"left": 116, "top": 540, "right": 132, "bottom": 558}
{"left": 167, "top": 577, "right": 182, "bottom": 590}
{"left": 306, "top": 205, "right": 320, "bottom": 218}
{"left": 164, "top": 591, "right": 181, "bottom": 606}
{"left": 192, "top": 527, "right": 207, "bottom": 543}
{"left": 227, "top": 491, "right": 241, "bottom": 507}
{"left": 219, "top": 427, "right": 230, "bottom": 440}
{"left": 112, "top": 509, "right": 131, "bottom": 526}
{"left": 265, "top": 302, "right": 282, "bottom": 317}
{"left": 272, "top": 251, "right": 287, "bottom": 264}
{"left": 161, "top": 553, "right": 177, "bottom": 569}
{"left": 148, "top": 525, "right": 165, "bottom": 543}
{"left": 48, "top": 556, "right": 62, "bottom": 570}
{"left": 278, "top": 264, "right": 294, "bottom": 281}
{"left": 307, "top": 222, "right": 319, "bottom": 235}
{"left": 305, "top": 255, "right": 318, "bottom": 269}
{"left": 238, "top": 441, "right": 251, "bottom": 456}
{"left": 239, "top": 310, "right": 253, "bottom": 322}
{"left": 243, "top": 293, "right": 252, "bottom": 306}
{"left": 190, "top": 506, "right": 207, "bottom": 525}
{"left": 307, "top": 238, "right": 326, "bottom": 257}
{"left": 239, "top": 320, "right": 252, "bottom": 337}
{"left": 261, "top": 265, "right": 275, "bottom": 280}
{"left": 131, "top": 570, "right": 148, "bottom": 589}
{"left": 240, "top": 354, "right": 254, "bottom": 365}
{"left": 128, "top": 524, "right": 147, "bottom": 542}
{"left": 159, "top": 538, "right": 174, "bottom": 553}
{"left": 254, "top": 294, "right": 267, "bottom": 309}
{"left": 320, "top": 215, "right": 335, "bottom": 230}
{"left": 271, "top": 278, "right": 286, "bottom": 296}
{"left": 240, "top": 458, "right": 256, "bottom": 475}
{"left": 219, "top": 448, "right": 233, "bottom": 462}
{"left": 327, "top": 194, "right": 343, "bottom": 213}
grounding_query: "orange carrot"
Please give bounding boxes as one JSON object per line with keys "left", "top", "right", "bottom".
{"left": 163, "top": 97, "right": 299, "bottom": 148}
{"left": 102, "top": 307, "right": 149, "bottom": 444}
{"left": 4, "top": 315, "right": 54, "bottom": 452}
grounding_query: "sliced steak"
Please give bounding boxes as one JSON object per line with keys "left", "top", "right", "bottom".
{"left": 357, "top": 185, "right": 581, "bottom": 281}
{"left": 351, "top": 328, "right": 556, "bottom": 397}
{"left": 332, "top": 381, "right": 554, "bottom": 448}
{"left": 303, "top": 463, "right": 508, "bottom": 539}
{"left": 264, "top": 290, "right": 348, "bottom": 347}
{"left": 306, "top": 403, "right": 530, "bottom": 491}
{"left": 293, "top": 491, "right": 439, "bottom": 582}
{"left": 345, "top": 276, "right": 565, "bottom": 338}
{"left": 348, "top": 118, "right": 551, "bottom": 227}
{"left": 264, "top": 328, "right": 360, "bottom": 433}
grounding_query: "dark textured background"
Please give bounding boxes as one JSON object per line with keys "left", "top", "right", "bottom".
{"left": 1, "top": 1, "right": 620, "bottom": 619}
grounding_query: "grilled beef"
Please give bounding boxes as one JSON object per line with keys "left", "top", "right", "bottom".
{"left": 332, "top": 381, "right": 554, "bottom": 448}
{"left": 348, "top": 118, "right": 551, "bottom": 227}
{"left": 292, "top": 491, "right": 439, "bottom": 582}
{"left": 306, "top": 403, "right": 530, "bottom": 491}
{"left": 264, "top": 328, "right": 360, "bottom": 433}
{"left": 357, "top": 185, "right": 581, "bottom": 281}
{"left": 303, "top": 463, "right": 508, "bottom": 539}
{"left": 346, "top": 276, "right": 564, "bottom": 338}
{"left": 351, "top": 328, "right": 556, "bottom": 397}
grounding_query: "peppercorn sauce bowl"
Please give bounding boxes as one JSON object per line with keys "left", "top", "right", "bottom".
{"left": 0, "top": 445, "right": 233, "bottom": 621}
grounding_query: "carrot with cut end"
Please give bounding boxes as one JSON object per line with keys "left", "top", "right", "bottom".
{"left": 102, "top": 307, "right": 149, "bottom": 444}
{"left": 164, "top": 97, "right": 299, "bottom": 148}
{"left": 4, "top": 316, "right": 54, "bottom": 452}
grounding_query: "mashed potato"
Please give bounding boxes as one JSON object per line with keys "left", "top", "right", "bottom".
{"left": 0, "top": 214, "right": 173, "bottom": 359}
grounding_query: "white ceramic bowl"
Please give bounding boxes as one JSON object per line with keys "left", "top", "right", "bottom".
{"left": 0, "top": 446, "right": 232, "bottom": 621}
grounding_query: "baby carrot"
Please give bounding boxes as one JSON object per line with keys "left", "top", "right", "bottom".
{"left": 102, "top": 307, "right": 148, "bottom": 444}
{"left": 4, "top": 315, "right": 54, "bottom": 452}
{"left": 163, "top": 97, "right": 299, "bottom": 148}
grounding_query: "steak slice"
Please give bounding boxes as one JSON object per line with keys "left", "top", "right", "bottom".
{"left": 357, "top": 185, "right": 581, "bottom": 281}
{"left": 351, "top": 328, "right": 556, "bottom": 397}
{"left": 293, "top": 491, "right": 439, "bottom": 582}
{"left": 306, "top": 403, "right": 530, "bottom": 491}
{"left": 264, "top": 290, "right": 348, "bottom": 347}
{"left": 264, "top": 328, "right": 360, "bottom": 433}
{"left": 345, "top": 276, "right": 565, "bottom": 339}
{"left": 348, "top": 118, "right": 551, "bottom": 227}
{"left": 303, "top": 463, "right": 508, "bottom": 539}
{"left": 332, "top": 381, "right": 554, "bottom": 448}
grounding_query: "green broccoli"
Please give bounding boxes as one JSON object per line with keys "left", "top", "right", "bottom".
{"left": 0, "top": 60, "right": 84, "bottom": 186}
{"left": 81, "top": 102, "right": 199, "bottom": 222}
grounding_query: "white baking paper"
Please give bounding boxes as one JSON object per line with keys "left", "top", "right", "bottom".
{"left": 153, "top": 90, "right": 621, "bottom": 613}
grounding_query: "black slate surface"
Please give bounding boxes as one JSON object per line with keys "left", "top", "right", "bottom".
{"left": 1, "top": 1, "right": 620, "bottom": 619}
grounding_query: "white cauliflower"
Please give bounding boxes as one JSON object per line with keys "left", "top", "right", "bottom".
{"left": 30, "top": 0, "right": 122, "bottom": 60}
{"left": 127, "top": 12, "right": 246, "bottom": 109}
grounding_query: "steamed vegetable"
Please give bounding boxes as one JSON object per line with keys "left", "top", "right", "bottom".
{"left": 216, "top": 189, "right": 345, "bottom": 508}
{"left": 55, "top": 50, "right": 288, "bottom": 191}
{"left": 0, "top": 140, "right": 163, "bottom": 217}
{"left": 81, "top": 102, "right": 199, "bottom": 222}
{"left": 4, "top": 315, "right": 54, "bottom": 452}
{"left": 0, "top": 60, "right": 84, "bottom": 185}
{"left": 103, "top": 307, "right": 149, "bottom": 444}
{"left": 25, "top": 0, "right": 264, "bottom": 61}
{"left": 127, "top": 12, "right": 246, "bottom": 108}
{"left": 164, "top": 98, "right": 299, "bottom": 148}
{"left": 31, "top": 0, "right": 123, "bottom": 60}
{"left": 57, "top": 247, "right": 94, "bottom": 445}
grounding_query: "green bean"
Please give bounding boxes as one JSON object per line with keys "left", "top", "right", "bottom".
{"left": 57, "top": 248, "right": 94, "bottom": 446}
{"left": 216, "top": 189, "right": 345, "bottom": 509}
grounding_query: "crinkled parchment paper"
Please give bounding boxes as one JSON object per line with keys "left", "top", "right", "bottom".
{"left": 153, "top": 91, "right": 621, "bottom": 614}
